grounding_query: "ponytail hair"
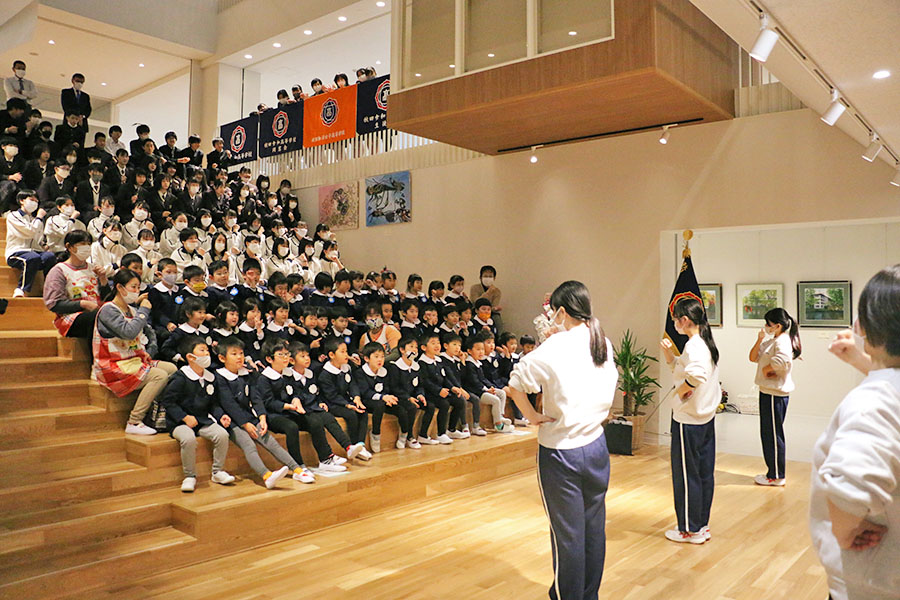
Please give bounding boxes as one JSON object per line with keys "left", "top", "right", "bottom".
{"left": 549, "top": 280, "right": 607, "bottom": 367}
{"left": 673, "top": 297, "right": 719, "bottom": 365}
{"left": 764, "top": 308, "right": 801, "bottom": 359}
{"left": 103, "top": 268, "right": 140, "bottom": 302}
{"left": 57, "top": 229, "right": 92, "bottom": 263}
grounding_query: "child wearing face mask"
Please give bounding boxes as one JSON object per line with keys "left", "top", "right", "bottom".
{"left": 172, "top": 228, "right": 206, "bottom": 277}
{"left": 471, "top": 265, "right": 502, "bottom": 330}
{"left": 265, "top": 236, "right": 296, "bottom": 281}
{"left": 91, "top": 218, "right": 126, "bottom": 277}
{"left": 445, "top": 275, "right": 468, "bottom": 303}
{"left": 195, "top": 209, "right": 215, "bottom": 248}
{"left": 88, "top": 196, "right": 116, "bottom": 240}
{"left": 264, "top": 219, "right": 288, "bottom": 257}
{"left": 132, "top": 228, "right": 161, "bottom": 284}
{"left": 206, "top": 232, "right": 239, "bottom": 286}
{"left": 43, "top": 195, "right": 85, "bottom": 252}
{"left": 123, "top": 199, "right": 153, "bottom": 250}
{"left": 281, "top": 194, "right": 301, "bottom": 229}
{"left": 162, "top": 336, "right": 235, "bottom": 493}
{"left": 160, "top": 212, "right": 189, "bottom": 257}
{"left": 239, "top": 216, "right": 266, "bottom": 258}
{"left": 43, "top": 229, "right": 107, "bottom": 339}
{"left": 749, "top": 308, "right": 802, "bottom": 487}
{"left": 149, "top": 258, "right": 180, "bottom": 341}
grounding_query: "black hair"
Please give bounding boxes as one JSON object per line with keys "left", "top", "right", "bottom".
{"left": 157, "top": 257, "right": 176, "bottom": 271}
{"left": 858, "top": 265, "right": 900, "bottom": 357}
{"left": 179, "top": 335, "right": 207, "bottom": 360}
{"left": 361, "top": 342, "right": 385, "bottom": 359}
{"left": 286, "top": 273, "right": 304, "bottom": 289}
{"left": 428, "top": 280, "right": 444, "bottom": 296}
{"left": 323, "top": 336, "right": 345, "bottom": 356}
{"left": 241, "top": 297, "right": 262, "bottom": 316}
{"left": 475, "top": 330, "right": 494, "bottom": 343}
{"left": 406, "top": 273, "right": 422, "bottom": 291}
{"left": 419, "top": 331, "right": 440, "bottom": 347}
{"left": 474, "top": 298, "right": 492, "bottom": 310}
{"left": 54, "top": 195, "right": 72, "bottom": 207}
{"left": 498, "top": 332, "right": 517, "bottom": 347}
{"left": 121, "top": 253, "right": 142, "bottom": 269}
{"left": 315, "top": 307, "right": 329, "bottom": 318}
{"left": 479, "top": 265, "right": 496, "bottom": 278}
{"left": 302, "top": 306, "right": 318, "bottom": 319}
{"left": 310, "top": 77, "right": 323, "bottom": 87}
{"left": 364, "top": 302, "right": 382, "bottom": 317}
{"left": 334, "top": 73, "right": 349, "bottom": 86}
{"left": 268, "top": 271, "right": 287, "bottom": 291}
{"left": 215, "top": 300, "right": 239, "bottom": 330}
{"left": 549, "top": 280, "right": 608, "bottom": 367}
{"left": 59, "top": 229, "right": 93, "bottom": 262}
{"left": 397, "top": 335, "right": 418, "bottom": 351}
{"left": 672, "top": 297, "right": 719, "bottom": 365}
{"left": 242, "top": 258, "right": 262, "bottom": 274}
{"left": 314, "top": 272, "right": 333, "bottom": 291}
{"left": 109, "top": 125, "right": 122, "bottom": 134}
{"left": 349, "top": 270, "right": 364, "bottom": 282}
{"left": 519, "top": 334, "right": 536, "bottom": 346}
{"left": 136, "top": 124, "right": 150, "bottom": 135}
{"left": 94, "top": 131, "right": 106, "bottom": 140}
{"left": 400, "top": 298, "right": 418, "bottom": 314}
{"left": 764, "top": 308, "right": 802, "bottom": 359}
{"left": 381, "top": 269, "right": 396, "bottom": 281}
{"left": 290, "top": 341, "right": 311, "bottom": 356}
{"left": 334, "top": 270, "right": 351, "bottom": 285}
{"left": 208, "top": 260, "right": 228, "bottom": 277}
{"left": 329, "top": 306, "right": 349, "bottom": 320}
{"left": 178, "top": 227, "right": 198, "bottom": 243}
{"left": 181, "top": 296, "right": 207, "bottom": 318}
{"left": 269, "top": 297, "right": 289, "bottom": 313}
{"left": 106, "top": 268, "right": 140, "bottom": 301}
{"left": 441, "top": 304, "right": 460, "bottom": 319}
{"left": 441, "top": 332, "right": 462, "bottom": 346}
{"left": 422, "top": 303, "right": 439, "bottom": 314}
{"left": 182, "top": 265, "right": 205, "bottom": 281}
{"left": 262, "top": 338, "right": 290, "bottom": 360}
{"left": 217, "top": 336, "right": 245, "bottom": 358}
{"left": 464, "top": 335, "right": 483, "bottom": 352}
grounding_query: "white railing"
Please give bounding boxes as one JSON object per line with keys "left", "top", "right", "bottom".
{"left": 249, "top": 129, "right": 483, "bottom": 188}
{"left": 735, "top": 47, "right": 805, "bottom": 118}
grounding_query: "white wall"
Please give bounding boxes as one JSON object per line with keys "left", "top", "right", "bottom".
{"left": 113, "top": 73, "right": 190, "bottom": 145}
{"left": 658, "top": 220, "right": 900, "bottom": 460}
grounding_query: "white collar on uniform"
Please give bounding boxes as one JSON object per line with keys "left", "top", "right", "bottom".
{"left": 153, "top": 281, "right": 175, "bottom": 293}
{"left": 180, "top": 365, "right": 214, "bottom": 382}
{"left": 392, "top": 358, "right": 419, "bottom": 372}
{"left": 466, "top": 356, "right": 482, "bottom": 367}
{"left": 332, "top": 291, "right": 348, "bottom": 298}
{"left": 213, "top": 327, "right": 235, "bottom": 336}
{"left": 400, "top": 319, "right": 419, "bottom": 328}
{"left": 332, "top": 326, "right": 351, "bottom": 336}
{"left": 312, "top": 290, "right": 329, "bottom": 297}
{"left": 322, "top": 361, "right": 349, "bottom": 375}
{"left": 261, "top": 366, "right": 283, "bottom": 380}
{"left": 266, "top": 320, "right": 285, "bottom": 332}
{"left": 440, "top": 352, "right": 459, "bottom": 363}
{"left": 292, "top": 368, "right": 314, "bottom": 381}
{"left": 215, "top": 366, "right": 248, "bottom": 381}
{"left": 238, "top": 321, "right": 255, "bottom": 332}
{"left": 179, "top": 323, "right": 209, "bottom": 334}
{"left": 418, "top": 355, "right": 438, "bottom": 365}
{"left": 362, "top": 363, "right": 387, "bottom": 377}
{"left": 209, "top": 283, "right": 228, "bottom": 291}
{"left": 474, "top": 316, "right": 493, "bottom": 326}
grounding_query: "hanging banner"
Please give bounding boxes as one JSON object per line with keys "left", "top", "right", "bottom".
{"left": 219, "top": 114, "right": 258, "bottom": 164}
{"left": 303, "top": 85, "right": 358, "bottom": 148}
{"left": 258, "top": 103, "right": 303, "bottom": 158}
{"left": 356, "top": 74, "right": 390, "bottom": 135}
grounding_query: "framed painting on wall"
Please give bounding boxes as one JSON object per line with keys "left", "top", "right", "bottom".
{"left": 699, "top": 284, "right": 723, "bottom": 327}
{"left": 365, "top": 170, "right": 411, "bottom": 226}
{"left": 736, "top": 283, "right": 784, "bottom": 328}
{"left": 797, "top": 281, "right": 852, "bottom": 327}
{"left": 318, "top": 181, "right": 360, "bottom": 231}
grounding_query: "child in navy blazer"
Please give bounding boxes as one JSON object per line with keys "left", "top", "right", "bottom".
{"left": 387, "top": 335, "right": 429, "bottom": 449}
{"left": 317, "top": 337, "right": 372, "bottom": 459}
{"left": 441, "top": 332, "right": 472, "bottom": 439}
{"left": 159, "top": 296, "right": 212, "bottom": 363}
{"left": 462, "top": 332, "right": 514, "bottom": 435}
{"left": 350, "top": 342, "right": 391, "bottom": 453}
{"left": 418, "top": 331, "right": 461, "bottom": 445}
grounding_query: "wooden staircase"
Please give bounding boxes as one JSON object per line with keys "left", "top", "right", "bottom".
{"left": 0, "top": 216, "right": 539, "bottom": 599}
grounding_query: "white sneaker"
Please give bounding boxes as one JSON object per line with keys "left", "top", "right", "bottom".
{"left": 264, "top": 466, "right": 290, "bottom": 489}
{"left": 211, "top": 470, "right": 235, "bottom": 485}
{"left": 332, "top": 454, "right": 348, "bottom": 466}
{"left": 346, "top": 442, "right": 365, "bottom": 460}
{"left": 181, "top": 476, "right": 196, "bottom": 493}
{"left": 358, "top": 448, "right": 373, "bottom": 461}
{"left": 461, "top": 426, "right": 471, "bottom": 438}
{"left": 473, "top": 426, "right": 487, "bottom": 436}
{"left": 494, "top": 423, "right": 514, "bottom": 434}
{"left": 396, "top": 436, "right": 407, "bottom": 449}
{"left": 699, "top": 526, "right": 711, "bottom": 541}
{"left": 292, "top": 467, "right": 316, "bottom": 483}
{"left": 436, "top": 433, "right": 453, "bottom": 444}
{"left": 754, "top": 474, "right": 786, "bottom": 487}
{"left": 417, "top": 436, "right": 439, "bottom": 445}
{"left": 407, "top": 438, "right": 422, "bottom": 449}
{"left": 12, "top": 288, "right": 25, "bottom": 298}
{"left": 665, "top": 529, "right": 706, "bottom": 544}
{"left": 370, "top": 434, "right": 381, "bottom": 453}
{"left": 315, "top": 456, "right": 347, "bottom": 472}
{"left": 514, "top": 418, "right": 529, "bottom": 426}
{"left": 500, "top": 417, "right": 512, "bottom": 426}
{"left": 447, "top": 430, "right": 466, "bottom": 439}
{"left": 125, "top": 422, "right": 157, "bottom": 436}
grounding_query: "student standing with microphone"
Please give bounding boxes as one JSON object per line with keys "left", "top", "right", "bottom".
{"left": 507, "top": 280, "right": 618, "bottom": 600}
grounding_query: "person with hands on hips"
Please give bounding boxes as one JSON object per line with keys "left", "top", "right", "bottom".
{"left": 507, "top": 280, "right": 617, "bottom": 600}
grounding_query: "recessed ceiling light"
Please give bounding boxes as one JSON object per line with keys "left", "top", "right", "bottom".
{"left": 304, "top": 30, "right": 312, "bottom": 35}
{"left": 414, "top": 73, "right": 421, "bottom": 77}
{"left": 48, "top": 40, "right": 55, "bottom": 44}
{"left": 272, "top": 42, "right": 281, "bottom": 48}
{"left": 487, "top": 53, "right": 495, "bottom": 57}
{"left": 138, "top": 63, "right": 145, "bottom": 68}
{"left": 449, "top": 64, "right": 455, "bottom": 68}
{"left": 376, "top": 1, "right": 385, "bottom": 6}
{"left": 568, "top": 31, "right": 577, "bottom": 36}
{"left": 873, "top": 70, "right": 891, "bottom": 79}
{"left": 244, "top": 54, "right": 253, "bottom": 59}
{"left": 375, "top": 60, "right": 382, "bottom": 65}
{"left": 101, "top": 82, "right": 107, "bottom": 86}
{"left": 338, "top": 16, "right": 347, "bottom": 22}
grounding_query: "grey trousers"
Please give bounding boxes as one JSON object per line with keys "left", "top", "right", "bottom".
{"left": 230, "top": 425, "right": 299, "bottom": 476}
{"left": 480, "top": 389, "right": 507, "bottom": 424}
{"left": 171, "top": 423, "right": 229, "bottom": 478}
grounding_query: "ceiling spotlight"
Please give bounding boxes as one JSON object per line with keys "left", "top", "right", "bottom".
{"left": 304, "top": 30, "right": 312, "bottom": 35}
{"left": 529, "top": 145, "right": 542, "bottom": 163}
{"left": 568, "top": 31, "right": 577, "bottom": 36}
{"left": 376, "top": 1, "right": 386, "bottom": 6}
{"left": 414, "top": 73, "right": 421, "bottom": 77}
{"left": 48, "top": 40, "right": 55, "bottom": 44}
{"left": 138, "top": 63, "right": 145, "bottom": 68}
{"left": 873, "top": 70, "right": 891, "bottom": 79}
{"left": 891, "top": 167, "right": 900, "bottom": 187}
{"left": 862, "top": 134, "right": 883, "bottom": 162}
{"left": 749, "top": 13, "right": 779, "bottom": 62}
{"left": 659, "top": 124, "right": 676, "bottom": 144}
{"left": 487, "top": 53, "right": 495, "bottom": 58}
{"left": 244, "top": 54, "right": 253, "bottom": 59}
{"left": 272, "top": 42, "right": 281, "bottom": 48}
{"left": 376, "top": 60, "right": 382, "bottom": 65}
{"left": 449, "top": 64, "right": 455, "bottom": 68}
{"left": 101, "top": 82, "right": 107, "bottom": 86}
{"left": 821, "top": 89, "right": 845, "bottom": 126}
{"left": 338, "top": 16, "right": 347, "bottom": 22}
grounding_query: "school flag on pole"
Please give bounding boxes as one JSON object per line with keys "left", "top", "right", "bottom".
{"left": 219, "top": 114, "right": 258, "bottom": 164}
{"left": 664, "top": 230, "right": 703, "bottom": 355}
{"left": 356, "top": 74, "right": 390, "bottom": 135}
{"left": 303, "top": 85, "right": 358, "bottom": 148}
{"left": 258, "top": 103, "right": 303, "bottom": 158}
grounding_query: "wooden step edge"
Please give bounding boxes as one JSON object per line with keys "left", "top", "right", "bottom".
{"left": 1, "top": 404, "right": 107, "bottom": 421}
{"left": 0, "top": 433, "right": 124, "bottom": 457}
{"left": 0, "top": 462, "right": 146, "bottom": 497}
{"left": 0, "top": 379, "right": 93, "bottom": 392}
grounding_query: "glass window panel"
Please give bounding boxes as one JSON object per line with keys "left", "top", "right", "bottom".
{"left": 404, "top": 0, "right": 456, "bottom": 86}
{"left": 465, "top": 0, "right": 527, "bottom": 72}
{"left": 539, "top": 0, "right": 613, "bottom": 54}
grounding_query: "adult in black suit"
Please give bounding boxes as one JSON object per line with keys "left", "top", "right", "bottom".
{"left": 59, "top": 73, "right": 92, "bottom": 128}
{"left": 74, "top": 163, "right": 110, "bottom": 222}
{"left": 36, "top": 163, "right": 75, "bottom": 206}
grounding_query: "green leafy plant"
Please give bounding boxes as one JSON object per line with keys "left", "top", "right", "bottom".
{"left": 613, "top": 330, "right": 660, "bottom": 417}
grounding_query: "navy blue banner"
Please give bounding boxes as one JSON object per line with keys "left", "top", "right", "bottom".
{"left": 219, "top": 114, "right": 258, "bottom": 163}
{"left": 356, "top": 74, "right": 390, "bottom": 135}
{"left": 258, "top": 102, "right": 303, "bottom": 158}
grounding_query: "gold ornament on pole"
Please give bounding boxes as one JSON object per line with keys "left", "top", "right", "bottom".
{"left": 682, "top": 229, "right": 693, "bottom": 259}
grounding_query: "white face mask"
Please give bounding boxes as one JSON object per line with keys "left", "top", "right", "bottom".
{"left": 327, "top": 251, "right": 338, "bottom": 260}
{"left": 185, "top": 241, "right": 199, "bottom": 252}
{"left": 275, "top": 228, "right": 285, "bottom": 238}
{"left": 305, "top": 246, "right": 315, "bottom": 256}
{"left": 134, "top": 209, "right": 148, "bottom": 221}
{"left": 73, "top": 245, "right": 91, "bottom": 260}
{"left": 141, "top": 240, "right": 155, "bottom": 250}
{"left": 60, "top": 205, "right": 75, "bottom": 216}
{"left": 66, "top": 155, "right": 77, "bottom": 165}
{"left": 297, "top": 228, "right": 307, "bottom": 238}
{"left": 14, "top": 69, "right": 25, "bottom": 78}
{"left": 192, "top": 355, "right": 212, "bottom": 369}
{"left": 101, "top": 206, "right": 114, "bottom": 217}
{"left": 215, "top": 241, "right": 226, "bottom": 252}
{"left": 72, "top": 81, "right": 83, "bottom": 91}
{"left": 174, "top": 221, "right": 187, "bottom": 231}
{"left": 57, "top": 168, "right": 71, "bottom": 178}
{"left": 481, "top": 277, "right": 494, "bottom": 287}
{"left": 4, "top": 145, "right": 18, "bottom": 157}
{"left": 289, "top": 201, "right": 297, "bottom": 209}
{"left": 188, "top": 186, "right": 199, "bottom": 195}
{"left": 268, "top": 200, "right": 277, "bottom": 209}
{"left": 107, "top": 230, "right": 122, "bottom": 242}
{"left": 225, "top": 218, "right": 236, "bottom": 229}
{"left": 280, "top": 186, "right": 290, "bottom": 194}
{"left": 162, "top": 272, "right": 178, "bottom": 285}
{"left": 550, "top": 307, "right": 566, "bottom": 334}
{"left": 764, "top": 325, "right": 776, "bottom": 336}
{"left": 260, "top": 181, "right": 269, "bottom": 189}
{"left": 122, "top": 289, "right": 139, "bottom": 304}
{"left": 247, "top": 243, "right": 260, "bottom": 255}
{"left": 240, "top": 190, "right": 249, "bottom": 198}
{"left": 200, "top": 217, "right": 212, "bottom": 228}
{"left": 277, "top": 247, "right": 288, "bottom": 258}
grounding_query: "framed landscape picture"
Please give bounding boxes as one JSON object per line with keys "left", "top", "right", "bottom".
{"left": 736, "top": 283, "right": 784, "bottom": 328}
{"left": 797, "top": 281, "right": 852, "bottom": 327}
{"left": 699, "top": 284, "right": 723, "bottom": 327}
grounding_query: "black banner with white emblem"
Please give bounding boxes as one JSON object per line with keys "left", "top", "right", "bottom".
{"left": 219, "top": 114, "right": 258, "bottom": 164}
{"left": 356, "top": 74, "right": 390, "bottom": 135}
{"left": 258, "top": 102, "right": 303, "bottom": 158}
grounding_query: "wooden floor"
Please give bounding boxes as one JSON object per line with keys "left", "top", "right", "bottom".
{"left": 96, "top": 446, "right": 828, "bottom": 600}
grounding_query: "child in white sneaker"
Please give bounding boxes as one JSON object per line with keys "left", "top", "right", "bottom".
{"left": 350, "top": 342, "right": 395, "bottom": 453}
{"left": 417, "top": 331, "right": 461, "bottom": 445}
{"left": 162, "top": 335, "right": 235, "bottom": 493}
{"left": 441, "top": 332, "right": 471, "bottom": 439}
{"left": 462, "top": 332, "right": 513, "bottom": 434}
{"left": 387, "top": 335, "right": 428, "bottom": 448}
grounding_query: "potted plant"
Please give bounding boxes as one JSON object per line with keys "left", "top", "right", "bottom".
{"left": 613, "top": 329, "right": 660, "bottom": 451}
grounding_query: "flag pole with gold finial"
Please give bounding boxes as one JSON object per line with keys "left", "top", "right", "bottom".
{"left": 682, "top": 229, "right": 693, "bottom": 259}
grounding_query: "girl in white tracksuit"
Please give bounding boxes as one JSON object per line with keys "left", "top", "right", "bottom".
{"left": 811, "top": 265, "right": 900, "bottom": 600}
{"left": 749, "top": 308, "right": 801, "bottom": 486}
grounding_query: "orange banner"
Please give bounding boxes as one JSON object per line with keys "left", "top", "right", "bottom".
{"left": 303, "top": 85, "right": 358, "bottom": 148}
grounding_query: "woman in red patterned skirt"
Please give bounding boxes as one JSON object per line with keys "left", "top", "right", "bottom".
{"left": 43, "top": 230, "right": 107, "bottom": 339}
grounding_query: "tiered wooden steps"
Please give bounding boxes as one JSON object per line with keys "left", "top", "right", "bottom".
{"left": 0, "top": 280, "right": 539, "bottom": 600}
